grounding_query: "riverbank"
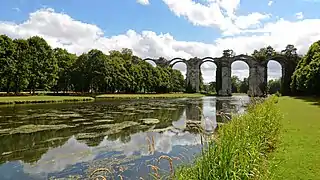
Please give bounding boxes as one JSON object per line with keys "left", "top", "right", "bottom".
{"left": 176, "top": 96, "right": 282, "bottom": 179}
{"left": 0, "top": 93, "right": 206, "bottom": 105}
{"left": 95, "top": 93, "right": 205, "bottom": 99}
{"left": 271, "top": 97, "right": 320, "bottom": 179}
{"left": 0, "top": 96, "right": 94, "bottom": 105}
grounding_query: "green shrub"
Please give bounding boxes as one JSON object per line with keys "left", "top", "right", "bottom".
{"left": 275, "top": 91, "right": 282, "bottom": 97}
{"left": 176, "top": 96, "right": 283, "bottom": 180}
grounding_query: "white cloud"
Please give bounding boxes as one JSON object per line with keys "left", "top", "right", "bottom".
{"left": 268, "top": 1, "right": 273, "bottom": 6}
{"left": 162, "top": 0, "right": 271, "bottom": 36}
{"left": 1, "top": 8, "right": 320, "bottom": 82}
{"left": 137, "top": 0, "right": 150, "bottom": 5}
{"left": 295, "top": 12, "right": 304, "bottom": 20}
{"left": 12, "top": 7, "right": 21, "bottom": 12}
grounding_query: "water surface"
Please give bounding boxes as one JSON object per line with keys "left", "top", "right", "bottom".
{"left": 0, "top": 96, "right": 249, "bottom": 179}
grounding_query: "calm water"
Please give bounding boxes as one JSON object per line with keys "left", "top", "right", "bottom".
{"left": 0, "top": 96, "right": 249, "bottom": 180}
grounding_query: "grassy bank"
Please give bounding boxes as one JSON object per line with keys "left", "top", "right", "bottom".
{"left": 176, "top": 96, "right": 283, "bottom": 180}
{"left": 95, "top": 93, "right": 205, "bottom": 99}
{"left": 271, "top": 97, "right": 320, "bottom": 179}
{"left": 0, "top": 96, "right": 94, "bottom": 105}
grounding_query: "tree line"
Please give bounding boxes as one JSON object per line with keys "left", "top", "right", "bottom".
{"left": 0, "top": 35, "right": 185, "bottom": 94}
{"left": 1, "top": 33, "right": 319, "bottom": 96}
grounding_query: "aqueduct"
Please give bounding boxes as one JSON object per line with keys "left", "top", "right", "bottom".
{"left": 144, "top": 52, "right": 297, "bottom": 97}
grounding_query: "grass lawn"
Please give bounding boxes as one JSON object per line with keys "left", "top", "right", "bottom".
{"left": 272, "top": 96, "right": 320, "bottom": 179}
{"left": 95, "top": 93, "right": 205, "bottom": 99}
{"left": 0, "top": 96, "right": 94, "bottom": 105}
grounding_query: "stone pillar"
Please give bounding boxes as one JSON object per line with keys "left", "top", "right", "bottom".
{"left": 248, "top": 63, "right": 266, "bottom": 97}
{"left": 215, "top": 63, "right": 222, "bottom": 94}
{"left": 185, "top": 58, "right": 201, "bottom": 93}
{"left": 186, "top": 101, "right": 203, "bottom": 121}
{"left": 218, "top": 60, "right": 232, "bottom": 96}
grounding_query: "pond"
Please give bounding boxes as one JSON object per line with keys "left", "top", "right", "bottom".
{"left": 0, "top": 96, "right": 250, "bottom": 180}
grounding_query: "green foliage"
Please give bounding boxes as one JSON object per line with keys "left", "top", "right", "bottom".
{"left": 239, "top": 77, "right": 249, "bottom": 93}
{"left": 0, "top": 35, "right": 15, "bottom": 92}
{"left": 291, "top": 41, "right": 320, "bottom": 95}
{"left": 12, "top": 39, "right": 30, "bottom": 93}
{"left": 268, "top": 79, "right": 281, "bottom": 94}
{"left": 53, "top": 48, "right": 77, "bottom": 92}
{"left": 231, "top": 76, "right": 248, "bottom": 93}
{"left": 275, "top": 91, "right": 282, "bottom": 97}
{"left": 27, "top": 36, "right": 58, "bottom": 93}
{"left": 176, "top": 96, "right": 283, "bottom": 180}
{"left": 0, "top": 35, "right": 185, "bottom": 94}
{"left": 203, "top": 81, "right": 216, "bottom": 94}
{"left": 231, "top": 75, "right": 240, "bottom": 93}
{"left": 252, "top": 45, "right": 276, "bottom": 61}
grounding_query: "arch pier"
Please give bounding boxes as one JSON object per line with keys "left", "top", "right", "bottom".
{"left": 143, "top": 54, "right": 296, "bottom": 97}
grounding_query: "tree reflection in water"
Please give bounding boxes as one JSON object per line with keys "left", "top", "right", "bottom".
{"left": 0, "top": 96, "right": 249, "bottom": 179}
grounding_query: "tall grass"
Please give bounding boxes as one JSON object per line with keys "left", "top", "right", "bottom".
{"left": 176, "top": 96, "right": 283, "bottom": 180}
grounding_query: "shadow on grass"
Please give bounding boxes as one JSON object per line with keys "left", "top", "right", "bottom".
{"left": 292, "top": 96, "right": 320, "bottom": 108}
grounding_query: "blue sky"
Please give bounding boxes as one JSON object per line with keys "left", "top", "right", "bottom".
{"left": 1, "top": 0, "right": 320, "bottom": 82}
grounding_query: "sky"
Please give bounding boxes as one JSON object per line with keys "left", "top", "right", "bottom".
{"left": 1, "top": 0, "right": 320, "bottom": 83}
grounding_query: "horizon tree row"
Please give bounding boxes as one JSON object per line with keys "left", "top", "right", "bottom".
{"left": 1, "top": 34, "right": 319, "bottom": 96}
{"left": 0, "top": 35, "right": 185, "bottom": 94}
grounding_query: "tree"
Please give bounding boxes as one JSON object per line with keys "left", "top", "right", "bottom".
{"left": 27, "top": 36, "right": 58, "bottom": 93}
{"left": 170, "top": 69, "right": 185, "bottom": 92}
{"left": 252, "top": 45, "right": 276, "bottom": 62}
{"left": 0, "top": 35, "right": 15, "bottom": 92}
{"left": 291, "top": 41, "right": 320, "bottom": 95}
{"left": 53, "top": 48, "right": 77, "bottom": 92}
{"left": 239, "top": 78, "right": 249, "bottom": 93}
{"left": 281, "top": 44, "right": 297, "bottom": 58}
{"left": 12, "top": 39, "right": 30, "bottom": 93}
{"left": 268, "top": 79, "right": 281, "bottom": 94}
{"left": 0, "top": 35, "right": 188, "bottom": 94}
{"left": 231, "top": 76, "right": 240, "bottom": 93}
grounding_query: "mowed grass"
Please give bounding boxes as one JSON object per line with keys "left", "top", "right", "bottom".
{"left": 0, "top": 96, "right": 94, "bottom": 105}
{"left": 95, "top": 93, "right": 205, "bottom": 99}
{"left": 271, "top": 97, "right": 320, "bottom": 180}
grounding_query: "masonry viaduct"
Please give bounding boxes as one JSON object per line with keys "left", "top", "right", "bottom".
{"left": 144, "top": 51, "right": 297, "bottom": 97}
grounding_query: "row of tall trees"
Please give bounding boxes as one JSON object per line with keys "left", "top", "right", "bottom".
{"left": 0, "top": 35, "right": 185, "bottom": 94}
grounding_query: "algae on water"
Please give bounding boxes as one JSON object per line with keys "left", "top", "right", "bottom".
{"left": 140, "top": 118, "right": 160, "bottom": 124}
{"left": 0, "top": 124, "right": 74, "bottom": 135}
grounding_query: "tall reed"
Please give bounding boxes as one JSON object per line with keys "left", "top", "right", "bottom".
{"left": 176, "top": 96, "right": 283, "bottom": 180}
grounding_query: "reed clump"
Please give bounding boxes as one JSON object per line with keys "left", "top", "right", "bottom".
{"left": 176, "top": 96, "right": 283, "bottom": 180}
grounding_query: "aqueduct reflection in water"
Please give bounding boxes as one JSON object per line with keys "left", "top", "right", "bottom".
{"left": 0, "top": 96, "right": 249, "bottom": 179}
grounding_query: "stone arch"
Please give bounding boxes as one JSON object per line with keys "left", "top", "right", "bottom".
{"left": 230, "top": 54, "right": 255, "bottom": 68}
{"left": 200, "top": 57, "right": 220, "bottom": 67}
{"left": 265, "top": 55, "right": 292, "bottom": 95}
{"left": 169, "top": 58, "right": 187, "bottom": 67}
{"left": 200, "top": 57, "right": 221, "bottom": 93}
{"left": 143, "top": 58, "right": 158, "bottom": 67}
{"left": 230, "top": 55, "right": 261, "bottom": 96}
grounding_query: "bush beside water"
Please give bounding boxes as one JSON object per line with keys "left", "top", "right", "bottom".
{"left": 176, "top": 96, "right": 283, "bottom": 180}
